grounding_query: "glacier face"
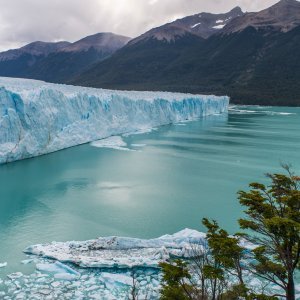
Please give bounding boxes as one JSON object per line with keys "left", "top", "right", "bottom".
{"left": 0, "top": 77, "right": 229, "bottom": 164}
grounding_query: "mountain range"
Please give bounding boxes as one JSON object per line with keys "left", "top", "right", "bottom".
{"left": 1, "top": 0, "right": 300, "bottom": 106}
{"left": 0, "top": 33, "right": 131, "bottom": 83}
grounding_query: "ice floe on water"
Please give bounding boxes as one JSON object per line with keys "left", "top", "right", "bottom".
{"left": 91, "top": 136, "right": 145, "bottom": 152}
{"left": 24, "top": 229, "right": 207, "bottom": 269}
{"left": 0, "top": 262, "right": 7, "bottom": 268}
{"left": 36, "top": 261, "right": 80, "bottom": 279}
{"left": 2, "top": 229, "right": 207, "bottom": 299}
{"left": 0, "top": 229, "right": 299, "bottom": 299}
{"left": 229, "top": 107, "right": 296, "bottom": 116}
{"left": 123, "top": 127, "right": 158, "bottom": 137}
{"left": 3, "top": 267, "right": 295, "bottom": 300}
{"left": 131, "top": 144, "right": 146, "bottom": 148}
{"left": 91, "top": 136, "right": 134, "bottom": 151}
{"left": 1, "top": 264, "right": 162, "bottom": 299}
{"left": 21, "top": 259, "right": 33, "bottom": 265}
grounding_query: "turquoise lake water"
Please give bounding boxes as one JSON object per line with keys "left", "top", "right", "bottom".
{"left": 0, "top": 106, "right": 299, "bottom": 278}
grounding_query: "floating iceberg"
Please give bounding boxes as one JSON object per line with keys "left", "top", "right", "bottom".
{"left": 36, "top": 261, "right": 80, "bottom": 279}
{"left": 0, "top": 77, "right": 229, "bottom": 163}
{"left": 24, "top": 229, "right": 207, "bottom": 269}
{"left": 90, "top": 136, "right": 132, "bottom": 151}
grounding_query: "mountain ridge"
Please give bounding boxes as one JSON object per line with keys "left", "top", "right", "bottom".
{"left": 72, "top": 0, "right": 300, "bottom": 106}
{"left": 0, "top": 32, "right": 131, "bottom": 82}
{"left": 130, "top": 6, "right": 244, "bottom": 45}
{"left": 60, "top": 32, "right": 130, "bottom": 53}
{"left": 222, "top": 0, "right": 300, "bottom": 34}
{"left": 0, "top": 41, "right": 71, "bottom": 61}
{"left": 1, "top": 0, "right": 300, "bottom": 105}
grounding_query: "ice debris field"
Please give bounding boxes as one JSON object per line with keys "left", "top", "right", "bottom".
{"left": 0, "top": 77, "right": 229, "bottom": 164}
{"left": 1, "top": 229, "right": 298, "bottom": 299}
{"left": 0, "top": 229, "right": 205, "bottom": 299}
{"left": 24, "top": 229, "right": 207, "bottom": 269}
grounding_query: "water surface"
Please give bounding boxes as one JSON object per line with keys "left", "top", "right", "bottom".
{"left": 0, "top": 106, "right": 299, "bottom": 277}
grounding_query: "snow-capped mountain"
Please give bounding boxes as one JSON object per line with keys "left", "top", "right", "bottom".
{"left": 170, "top": 6, "right": 243, "bottom": 38}
{"left": 73, "top": 0, "right": 300, "bottom": 106}
{"left": 131, "top": 6, "right": 243, "bottom": 44}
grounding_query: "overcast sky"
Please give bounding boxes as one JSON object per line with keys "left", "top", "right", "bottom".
{"left": 0, "top": 0, "right": 280, "bottom": 51}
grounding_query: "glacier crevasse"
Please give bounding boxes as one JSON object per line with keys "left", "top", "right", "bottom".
{"left": 0, "top": 77, "right": 229, "bottom": 163}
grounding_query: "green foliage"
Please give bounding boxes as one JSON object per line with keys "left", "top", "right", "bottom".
{"left": 159, "top": 260, "right": 196, "bottom": 300}
{"left": 160, "top": 285, "right": 191, "bottom": 300}
{"left": 202, "top": 219, "right": 245, "bottom": 274}
{"left": 159, "top": 167, "right": 299, "bottom": 299}
{"left": 160, "top": 260, "right": 191, "bottom": 286}
{"left": 202, "top": 265, "right": 223, "bottom": 281}
{"left": 202, "top": 218, "right": 248, "bottom": 298}
{"left": 238, "top": 166, "right": 300, "bottom": 299}
{"left": 221, "top": 284, "right": 249, "bottom": 300}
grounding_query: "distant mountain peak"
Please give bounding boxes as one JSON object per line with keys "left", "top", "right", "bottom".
{"left": 279, "top": 0, "right": 298, "bottom": 3}
{"left": 0, "top": 32, "right": 131, "bottom": 62}
{"left": 0, "top": 41, "right": 70, "bottom": 61}
{"left": 272, "top": 0, "right": 300, "bottom": 8}
{"left": 130, "top": 6, "right": 244, "bottom": 45}
{"left": 273, "top": 0, "right": 300, "bottom": 11}
{"left": 222, "top": 0, "right": 300, "bottom": 34}
{"left": 61, "top": 32, "right": 131, "bottom": 53}
{"left": 230, "top": 6, "right": 243, "bottom": 13}
{"left": 0, "top": 32, "right": 131, "bottom": 82}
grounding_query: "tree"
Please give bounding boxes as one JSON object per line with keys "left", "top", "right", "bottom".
{"left": 159, "top": 260, "right": 196, "bottom": 300}
{"left": 202, "top": 218, "right": 248, "bottom": 299}
{"left": 189, "top": 240, "right": 228, "bottom": 299}
{"left": 159, "top": 245, "right": 234, "bottom": 300}
{"left": 159, "top": 167, "right": 300, "bottom": 299}
{"left": 238, "top": 166, "right": 300, "bottom": 300}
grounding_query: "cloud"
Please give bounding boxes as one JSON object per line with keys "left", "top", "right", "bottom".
{"left": 0, "top": 0, "right": 279, "bottom": 51}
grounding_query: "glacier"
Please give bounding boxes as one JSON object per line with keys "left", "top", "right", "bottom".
{"left": 0, "top": 77, "right": 229, "bottom": 164}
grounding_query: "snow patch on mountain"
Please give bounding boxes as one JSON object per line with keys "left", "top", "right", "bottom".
{"left": 213, "top": 24, "right": 226, "bottom": 29}
{"left": 191, "top": 22, "right": 201, "bottom": 28}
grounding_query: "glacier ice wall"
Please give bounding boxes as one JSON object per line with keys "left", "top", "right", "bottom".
{"left": 0, "top": 77, "right": 229, "bottom": 163}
